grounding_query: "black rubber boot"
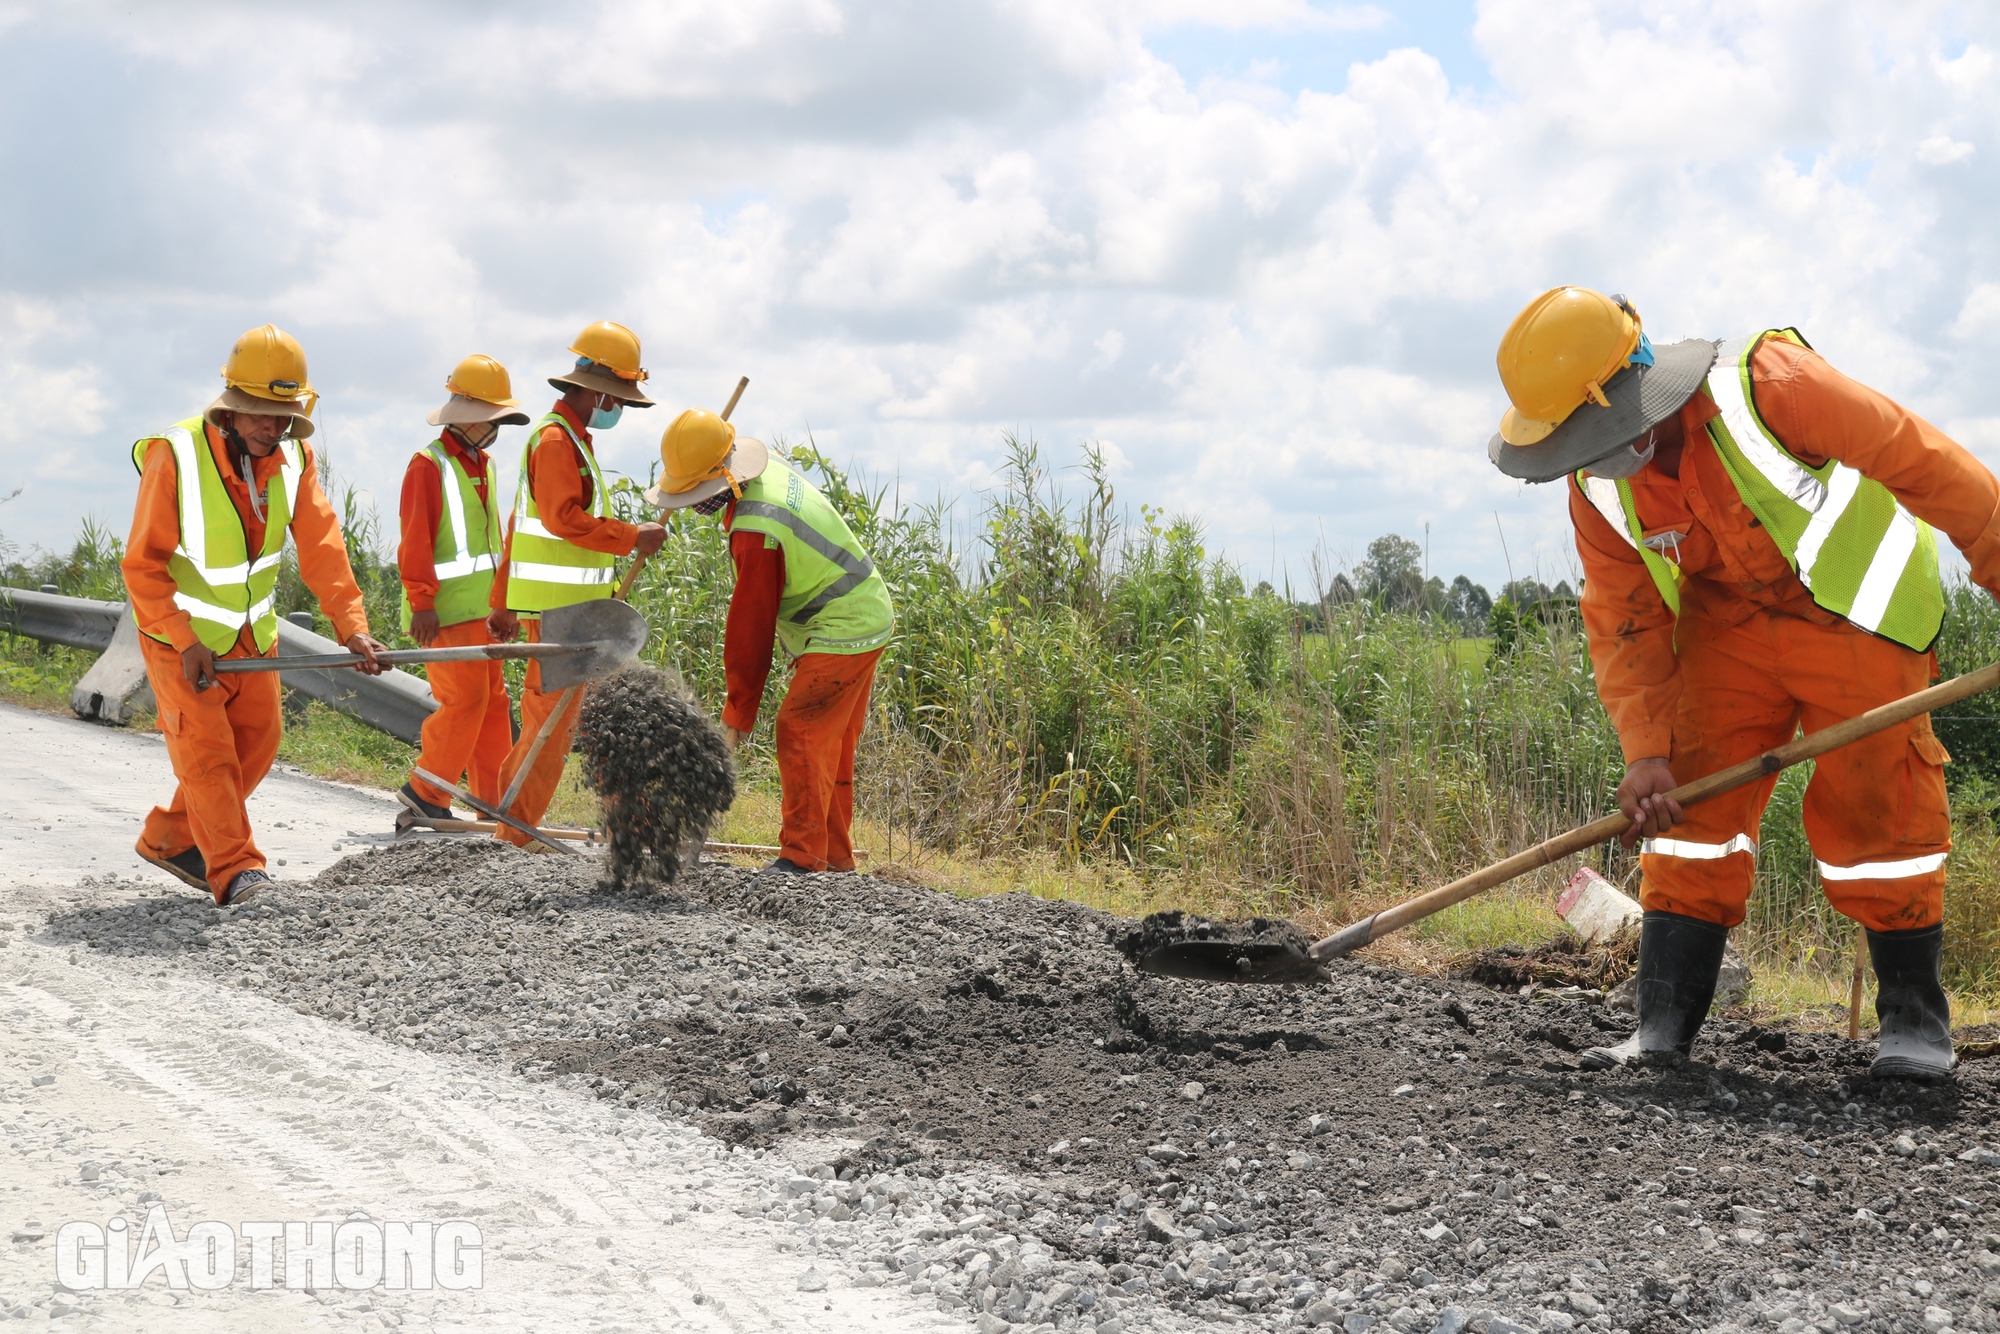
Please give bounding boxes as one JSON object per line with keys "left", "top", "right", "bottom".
{"left": 1867, "top": 924, "right": 1956, "bottom": 1082}
{"left": 1580, "top": 911, "right": 1729, "bottom": 1069}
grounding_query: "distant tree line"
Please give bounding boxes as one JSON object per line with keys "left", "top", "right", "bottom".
{"left": 1298, "top": 534, "right": 1574, "bottom": 637}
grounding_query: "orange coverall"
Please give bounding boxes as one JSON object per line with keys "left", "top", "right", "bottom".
{"left": 486, "top": 401, "right": 637, "bottom": 844}
{"left": 721, "top": 517, "right": 880, "bottom": 872}
{"left": 124, "top": 422, "right": 371, "bottom": 900}
{"left": 1574, "top": 337, "right": 2000, "bottom": 933}
{"left": 398, "top": 430, "right": 513, "bottom": 808}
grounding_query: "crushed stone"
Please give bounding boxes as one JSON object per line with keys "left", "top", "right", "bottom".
{"left": 39, "top": 841, "right": 2000, "bottom": 1334}
{"left": 574, "top": 665, "right": 735, "bottom": 891}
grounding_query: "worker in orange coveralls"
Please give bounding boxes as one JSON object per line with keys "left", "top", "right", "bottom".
{"left": 393, "top": 354, "right": 532, "bottom": 831}
{"left": 1488, "top": 287, "right": 2000, "bottom": 1081}
{"left": 123, "top": 325, "right": 387, "bottom": 906}
{"left": 643, "top": 407, "right": 895, "bottom": 875}
{"left": 487, "top": 323, "right": 664, "bottom": 844}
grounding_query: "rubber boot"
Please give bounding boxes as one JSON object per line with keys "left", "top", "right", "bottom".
{"left": 1580, "top": 911, "right": 1729, "bottom": 1070}
{"left": 1867, "top": 924, "right": 1956, "bottom": 1082}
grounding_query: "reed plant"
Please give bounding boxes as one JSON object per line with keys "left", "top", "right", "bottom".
{"left": 10, "top": 436, "right": 2000, "bottom": 996}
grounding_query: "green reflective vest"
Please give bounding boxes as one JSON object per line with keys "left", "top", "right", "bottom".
{"left": 505, "top": 413, "right": 617, "bottom": 614}
{"left": 1574, "top": 329, "right": 1945, "bottom": 652}
{"left": 729, "top": 457, "right": 895, "bottom": 657}
{"left": 400, "top": 438, "right": 502, "bottom": 631}
{"left": 130, "top": 416, "right": 303, "bottom": 656}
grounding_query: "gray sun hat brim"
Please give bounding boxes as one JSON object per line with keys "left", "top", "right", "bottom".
{"left": 1488, "top": 337, "right": 1719, "bottom": 483}
{"left": 205, "top": 388, "right": 316, "bottom": 439}
{"left": 642, "top": 438, "right": 771, "bottom": 510}
{"left": 548, "top": 364, "right": 655, "bottom": 406}
{"left": 427, "top": 394, "right": 531, "bottom": 428}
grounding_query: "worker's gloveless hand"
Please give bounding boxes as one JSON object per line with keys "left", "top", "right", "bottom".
{"left": 181, "top": 644, "right": 219, "bottom": 692}
{"left": 722, "top": 724, "right": 750, "bottom": 752}
{"left": 1616, "top": 757, "right": 1684, "bottom": 847}
{"left": 407, "top": 609, "right": 440, "bottom": 648}
{"left": 633, "top": 522, "right": 667, "bottom": 557}
{"left": 345, "top": 633, "right": 390, "bottom": 676}
{"left": 487, "top": 609, "right": 519, "bottom": 643}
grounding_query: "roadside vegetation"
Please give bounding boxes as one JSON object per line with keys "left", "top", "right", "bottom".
{"left": 7, "top": 439, "right": 2000, "bottom": 1023}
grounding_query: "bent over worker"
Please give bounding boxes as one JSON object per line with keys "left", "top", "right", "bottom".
{"left": 123, "top": 325, "right": 387, "bottom": 906}
{"left": 394, "top": 354, "right": 530, "bottom": 830}
{"left": 645, "top": 409, "right": 895, "bottom": 875}
{"left": 1488, "top": 287, "right": 2000, "bottom": 1081}
{"left": 487, "top": 322, "right": 665, "bottom": 844}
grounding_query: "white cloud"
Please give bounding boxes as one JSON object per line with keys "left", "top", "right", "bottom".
{"left": 2, "top": 0, "right": 1999, "bottom": 592}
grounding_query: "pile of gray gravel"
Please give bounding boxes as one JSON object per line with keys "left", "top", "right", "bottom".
{"left": 40, "top": 840, "right": 2000, "bottom": 1334}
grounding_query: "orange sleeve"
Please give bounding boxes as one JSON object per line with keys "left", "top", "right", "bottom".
{"left": 529, "top": 426, "right": 637, "bottom": 555}
{"left": 1571, "top": 480, "right": 1681, "bottom": 763}
{"left": 288, "top": 443, "right": 372, "bottom": 643}
{"left": 120, "top": 439, "right": 203, "bottom": 653}
{"left": 1751, "top": 338, "right": 2000, "bottom": 593}
{"left": 397, "top": 454, "right": 442, "bottom": 613}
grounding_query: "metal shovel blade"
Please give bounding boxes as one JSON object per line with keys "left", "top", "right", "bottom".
{"left": 536, "top": 598, "right": 650, "bottom": 690}
{"left": 1135, "top": 940, "right": 1328, "bottom": 985}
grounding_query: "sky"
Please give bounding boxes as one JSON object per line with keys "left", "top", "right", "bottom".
{"left": 1, "top": 0, "right": 1996, "bottom": 595}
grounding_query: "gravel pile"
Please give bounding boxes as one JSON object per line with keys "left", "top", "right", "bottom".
{"left": 575, "top": 664, "right": 736, "bottom": 890}
{"left": 43, "top": 841, "right": 2000, "bottom": 1334}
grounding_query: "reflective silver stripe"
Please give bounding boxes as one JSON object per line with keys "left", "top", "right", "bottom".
{"left": 1706, "top": 348, "right": 1826, "bottom": 509}
{"left": 429, "top": 444, "right": 474, "bottom": 577}
{"left": 163, "top": 427, "right": 211, "bottom": 572}
{"left": 734, "top": 501, "right": 873, "bottom": 577}
{"left": 512, "top": 515, "right": 560, "bottom": 542}
{"left": 434, "top": 552, "right": 497, "bottom": 579}
{"left": 278, "top": 440, "right": 304, "bottom": 517}
{"left": 174, "top": 591, "right": 246, "bottom": 627}
{"left": 1580, "top": 477, "right": 1635, "bottom": 550}
{"left": 508, "top": 560, "right": 614, "bottom": 585}
{"left": 1640, "top": 834, "right": 1758, "bottom": 859}
{"left": 790, "top": 567, "right": 874, "bottom": 625}
{"left": 1816, "top": 852, "right": 1947, "bottom": 881}
{"left": 1793, "top": 462, "right": 1859, "bottom": 576}
{"left": 1848, "top": 506, "right": 1919, "bottom": 631}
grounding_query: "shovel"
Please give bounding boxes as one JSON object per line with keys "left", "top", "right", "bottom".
{"left": 1136, "top": 657, "right": 2000, "bottom": 985}
{"left": 490, "top": 374, "right": 748, "bottom": 822}
{"left": 214, "top": 599, "right": 650, "bottom": 692}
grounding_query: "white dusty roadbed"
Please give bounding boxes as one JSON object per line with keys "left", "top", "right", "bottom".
{"left": 0, "top": 704, "right": 955, "bottom": 1332}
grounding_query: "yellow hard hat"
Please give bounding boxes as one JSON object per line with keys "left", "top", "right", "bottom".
{"left": 1487, "top": 289, "right": 1720, "bottom": 484}
{"left": 445, "top": 353, "right": 518, "bottom": 406}
{"left": 209, "top": 324, "right": 318, "bottom": 436}
{"left": 549, "top": 321, "right": 655, "bottom": 405}
{"left": 1495, "top": 288, "right": 1642, "bottom": 446}
{"left": 644, "top": 407, "right": 770, "bottom": 510}
{"left": 428, "top": 353, "right": 531, "bottom": 428}
{"left": 221, "top": 324, "right": 314, "bottom": 406}
{"left": 568, "top": 321, "right": 646, "bottom": 383}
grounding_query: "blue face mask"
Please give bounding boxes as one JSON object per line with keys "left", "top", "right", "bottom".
{"left": 589, "top": 401, "right": 624, "bottom": 430}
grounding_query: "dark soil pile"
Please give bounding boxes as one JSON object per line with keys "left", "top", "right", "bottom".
{"left": 574, "top": 665, "right": 735, "bottom": 890}
{"left": 45, "top": 844, "right": 2000, "bottom": 1334}
{"left": 1450, "top": 928, "right": 1641, "bottom": 991}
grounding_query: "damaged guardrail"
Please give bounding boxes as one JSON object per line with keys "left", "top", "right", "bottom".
{"left": 0, "top": 586, "right": 437, "bottom": 744}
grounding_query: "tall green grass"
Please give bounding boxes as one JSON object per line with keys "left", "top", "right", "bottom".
{"left": 11, "top": 437, "right": 2000, "bottom": 990}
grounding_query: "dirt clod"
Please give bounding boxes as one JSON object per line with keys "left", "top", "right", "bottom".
{"left": 1449, "top": 927, "right": 1639, "bottom": 991}
{"left": 574, "top": 665, "right": 735, "bottom": 890}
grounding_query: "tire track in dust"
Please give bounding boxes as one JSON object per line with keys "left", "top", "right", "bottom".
{"left": 7, "top": 941, "right": 953, "bottom": 1334}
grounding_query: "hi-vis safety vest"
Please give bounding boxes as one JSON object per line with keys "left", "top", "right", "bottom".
{"left": 729, "top": 457, "right": 895, "bottom": 658}
{"left": 505, "top": 413, "right": 617, "bottom": 614}
{"left": 130, "top": 417, "right": 303, "bottom": 656}
{"left": 1575, "top": 329, "right": 1945, "bottom": 653}
{"left": 400, "top": 438, "right": 502, "bottom": 631}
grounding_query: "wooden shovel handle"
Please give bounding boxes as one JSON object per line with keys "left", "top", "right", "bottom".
{"left": 1313, "top": 658, "right": 2000, "bottom": 959}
